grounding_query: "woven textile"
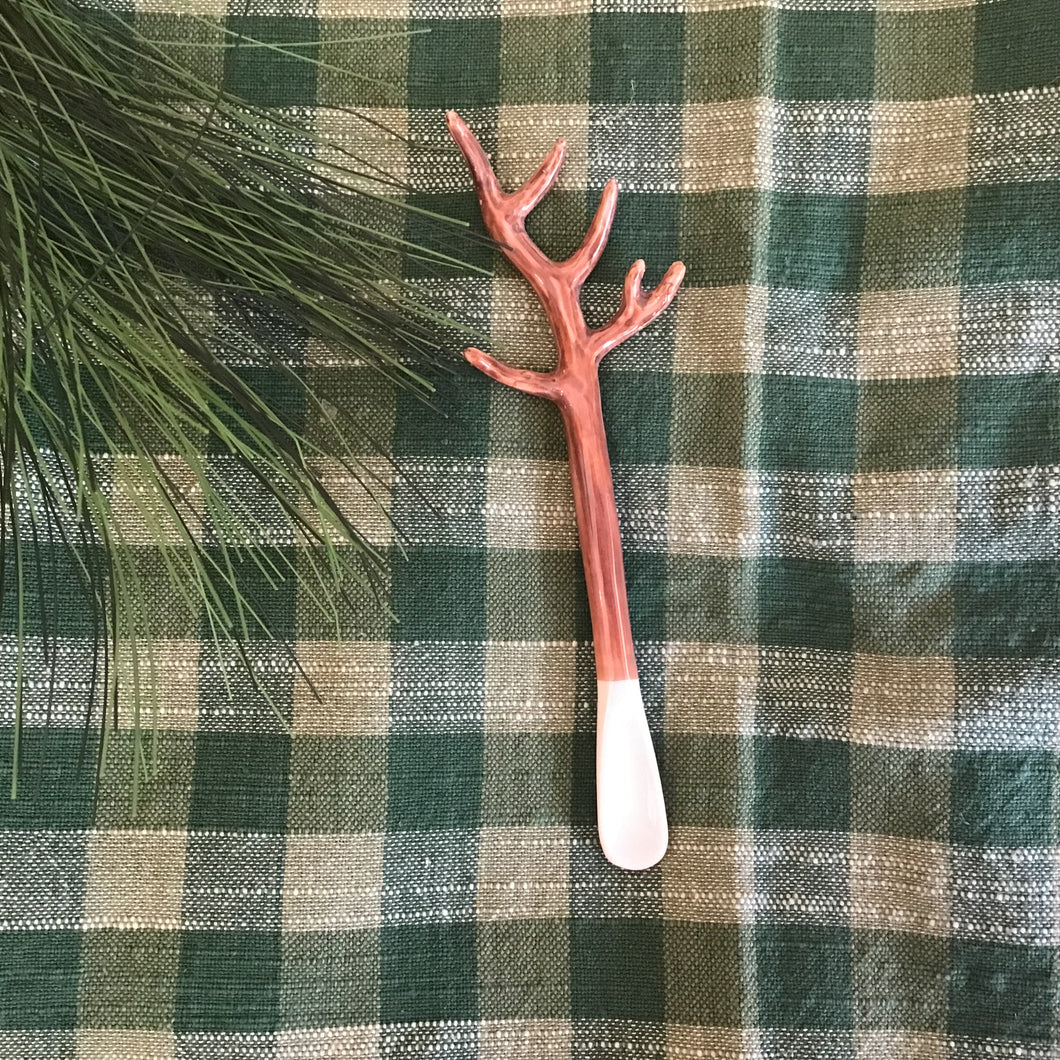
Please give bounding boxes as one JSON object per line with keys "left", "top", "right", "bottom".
{"left": 4, "top": 1, "right": 1060, "bottom": 1057}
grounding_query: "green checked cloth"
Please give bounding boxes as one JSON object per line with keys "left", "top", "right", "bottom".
{"left": 4, "top": 0, "right": 1060, "bottom": 1056}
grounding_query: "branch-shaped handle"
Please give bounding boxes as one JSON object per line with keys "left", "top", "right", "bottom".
{"left": 448, "top": 111, "right": 679, "bottom": 870}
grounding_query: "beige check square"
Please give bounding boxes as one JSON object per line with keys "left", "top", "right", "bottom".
{"left": 855, "top": 1032, "right": 947, "bottom": 1060}
{"left": 133, "top": 0, "right": 226, "bottom": 14}
{"left": 674, "top": 284, "right": 766, "bottom": 375}
{"left": 485, "top": 640, "right": 576, "bottom": 733}
{"left": 276, "top": 1026, "right": 381, "bottom": 1060}
{"left": 868, "top": 99, "right": 972, "bottom": 194}
{"left": 682, "top": 100, "right": 766, "bottom": 192}
{"left": 664, "top": 642, "right": 757, "bottom": 735}
{"left": 117, "top": 640, "right": 201, "bottom": 733}
{"left": 665, "top": 1027, "right": 745, "bottom": 1060}
{"left": 498, "top": 105, "right": 589, "bottom": 193}
{"left": 489, "top": 276, "right": 557, "bottom": 374}
{"left": 299, "top": 457, "right": 394, "bottom": 549}
{"left": 314, "top": 107, "right": 408, "bottom": 193}
{"left": 668, "top": 467, "right": 758, "bottom": 559}
{"left": 854, "top": 470, "right": 957, "bottom": 564}
{"left": 850, "top": 834, "right": 950, "bottom": 935}
{"left": 77, "top": 1029, "right": 175, "bottom": 1060}
{"left": 318, "top": 0, "right": 409, "bottom": 15}
{"left": 486, "top": 459, "right": 577, "bottom": 551}
{"left": 852, "top": 652, "right": 954, "bottom": 749}
{"left": 480, "top": 1020, "right": 572, "bottom": 1060}
{"left": 293, "top": 640, "right": 390, "bottom": 736}
{"left": 856, "top": 287, "right": 960, "bottom": 380}
{"left": 662, "top": 827, "right": 740, "bottom": 923}
{"left": 111, "top": 455, "right": 204, "bottom": 547}
{"left": 500, "top": 0, "right": 592, "bottom": 14}
{"left": 477, "top": 826, "right": 570, "bottom": 921}
{"left": 83, "top": 830, "right": 186, "bottom": 931}
{"left": 282, "top": 833, "right": 385, "bottom": 931}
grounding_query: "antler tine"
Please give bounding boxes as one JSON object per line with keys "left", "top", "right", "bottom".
{"left": 445, "top": 110, "right": 502, "bottom": 199}
{"left": 566, "top": 179, "right": 618, "bottom": 283}
{"left": 511, "top": 139, "right": 567, "bottom": 217}
{"left": 592, "top": 259, "right": 687, "bottom": 362}
{"left": 463, "top": 347, "right": 558, "bottom": 399}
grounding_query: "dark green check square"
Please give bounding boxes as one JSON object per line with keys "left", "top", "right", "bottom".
{"left": 670, "top": 374, "right": 747, "bottom": 468}
{"left": 93, "top": 732, "right": 196, "bottom": 831}
{"left": 667, "top": 556, "right": 749, "bottom": 643}
{"left": 224, "top": 15, "right": 318, "bottom": 109}
{"left": 775, "top": 11, "right": 874, "bottom": 101}
{"left": 570, "top": 918, "right": 664, "bottom": 1021}
{"left": 280, "top": 930, "right": 378, "bottom": 1027}
{"left": 482, "top": 733, "right": 570, "bottom": 827}
{"left": 595, "top": 194, "right": 680, "bottom": 288}
{"left": 175, "top": 931, "right": 283, "bottom": 1033}
{"left": 394, "top": 359, "right": 492, "bottom": 458}
{"left": 753, "top": 735, "right": 849, "bottom": 832}
{"left": 487, "top": 550, "right": 587, "bottom": 641}
{"left": 759, "top": 375, "right": 857, "bottom": 474}
{"left": 188, "top": 732, "right": 290, "bottom": 833}
{"left": 600, "top": 370, "right": 673, "bottom": 465}
{"left": 874, "top": 10, "right": 974, "bottom": 100}
{"left": 1, "top": 545, "right": 101, "bottom": 638}
{"left": 297, "top": 551, "right": 391, "bottom": 640}
{"left": 958, "top": 374, "right": 1060, "bottom": 469}
{"left": 386, "top": 733, "right": 482, "bottom": 831}
{"left": 680, "top": 190, "right": 758, "bottom": 288}
{"left": 302, "top": 367, "right": 395, "bottom": 458}
{"left": 949, "top": 939, "right": 1054, "bottom": 1043}
{"left": 686, "top": 8, "right": 771, "bottom": 103}
{"left": 404, "top": 191, "right": 496, "bottom": 280}
{"left": 287, "top": 736, "right": 388, "bottom": 833}
{"left": 478, "top": 920, "right": 569, "bottom": 1019}
{"left": 758, "top": 558, "right": 853, "bottom": 652}
{"left": 664, "top": 923, "right": 741, "bottom": 1025}
{"left": 951, "top": 749, "right": 1053, "bottom": 846}
{"left": 626, "top": 552, "right": 668, "bottom": 645}
{"left": 973, "top": 0, "right": 1060, "bottom": 95}
{"left": 954, "top": 561, "right": 1060, "bottom": 658}
{"left": 862, "top": 189, "right": 964, "bottom": 290}
{"left": 857, "top": 378, "right": 957, "bottom": 472}
{"left": 77, "top": 930, "right": 180, "bottom": 1029}
{"left": 408, "top": 18, "right": 500, "bottom": 109}
{"left": 851, "top": 747, "right": 949, "bottom": 842}
{"left": 665, "top": 733, "right": 738, "bottom": 829}
{"left": 500, "top": 15, "right": 589, "bottom": 104}
{"left": 768, "top": 192, "right": 867, "bottom": 291}
{"left": 318, "top": 18, "right": 409, "bottom": 108}
{"left": 487, "top": 389, "right": 568, "bottom": 461}
{"left": 756, "top": 924, "right": 852, "bottom": 1028}
{"left": 0, "top": 930, "right": 80, "bottom": 1030}
{"left": 205, "top": 545, "right": 298, "bottom": 643}
{"left": 853, "top": 563, "right": 953, "bottom": 656}
{"left": 962, "top": 183, "right": 1060, "bottom": 285}
{"left": 379, "top": 923, "right": 477, "bottom": 1022}
{"left": 853, "top": 930, "right": 947, "bottom": 1031}
{"left": 393, "top": 548, "right": 487, "bottom": 641}
{"left": 590, "top": 13, "right": 683, "bottom": 104}
{"left": 0, "top": 730, "right": 95, "bottom": 830}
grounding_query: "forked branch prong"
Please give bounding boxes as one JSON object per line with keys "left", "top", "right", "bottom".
{"left": 464, "top": 347, "right": 558, "bottom": 399}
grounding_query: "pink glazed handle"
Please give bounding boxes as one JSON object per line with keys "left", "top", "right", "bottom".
{"left": 447, "top": 111, "right": 681, "bottom": 870}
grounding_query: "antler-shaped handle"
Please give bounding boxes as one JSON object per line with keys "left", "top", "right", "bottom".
{"left": 447, "top": 111, "right": 684, "bottom": 870}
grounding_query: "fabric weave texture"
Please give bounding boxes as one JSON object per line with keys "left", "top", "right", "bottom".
{"left": 3, "top": 1, "right": 1060, "bottom": 1057}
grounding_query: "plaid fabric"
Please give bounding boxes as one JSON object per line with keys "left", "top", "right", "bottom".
{"left": 4, "top": 0, "right": 1060, "bottom": 1056}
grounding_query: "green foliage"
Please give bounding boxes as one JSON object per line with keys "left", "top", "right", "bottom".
{"left": 0, "top": 0, "right": 470, "bottom": 804}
